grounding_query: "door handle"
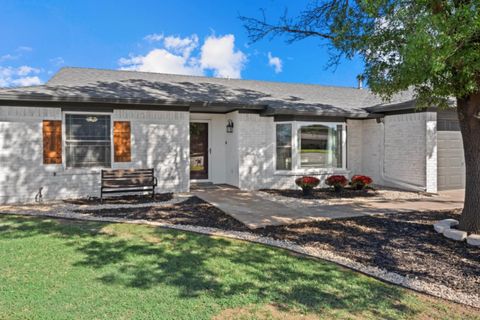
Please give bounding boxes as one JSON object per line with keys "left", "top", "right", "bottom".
{"left": 209, "top": 148, "right": 212, "bottom": 154}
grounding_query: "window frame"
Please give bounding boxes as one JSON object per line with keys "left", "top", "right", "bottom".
{"left": 274, "top": 121, "right": 347, "bottom": 173}
{"left": 62, "top": 111, "right": 114, "bottom": 169}
{"left": 274, "top": 122, "right": 293, "bottom": 171}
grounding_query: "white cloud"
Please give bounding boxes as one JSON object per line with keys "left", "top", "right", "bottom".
{"left": 200, "top": 34, "right": 246, "bottom": 78}
{"left": 50, "top": 56, "right": 65, "bottom": 66}
{"left": 17, "top": 65, "right": 40, "bottom": 76}
{"left": 144, "top": 33, "right": 164, "bottom": 42}
{"left": 17, "top": 46, "right": 32, "bottom": 52}
{"left": 267, "top": 52, "right": 283, "bottom": 73}
{"left": 0, "top": 65, "right": 43, "bottom": 87}
{"left": 164, "top": 34, "right": 199, "bottom": 58}
{"left": 11, "top": 76, "right": 42, "bottom": 86}
{"left": 0, "top": 46, "right": 33, "bottom": 63}
{"left": 119, "top": 49, "right": 203, "bottom": 75}
{"left": 119, "top": 33, "right": 247, "bottom": 79}
{"left": 0, "top": 54, "right": 16, "bottom": 62}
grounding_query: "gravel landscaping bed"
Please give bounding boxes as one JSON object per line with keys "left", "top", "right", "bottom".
{"left": 261, "top": 187, "right": 378, "bottom": 199}
{"left": 259, "top": 187, "right": 434, "bottom": 207}
{"left": 63, "top": 193, "right": 174, "bottom": 205}
{"left": 73, "top": 196, "right": 249, "bottom": 232}
{"left": 253, "top": 209, "right": 480, "bottom": 295}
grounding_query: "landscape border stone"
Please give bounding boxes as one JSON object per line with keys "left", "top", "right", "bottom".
{"left": 434, "top": 219, "right": 479, "bottom": 246}
{"left": 467, "top": 234, "right": 480, "bottom": 247}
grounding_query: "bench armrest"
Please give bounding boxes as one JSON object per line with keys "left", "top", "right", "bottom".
{"left": 153, "top": 176, "right": 158, "bottom": 186}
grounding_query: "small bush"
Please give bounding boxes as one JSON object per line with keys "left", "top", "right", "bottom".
{"left": 295, "top": 176, "right": 320, "bottom": 196}
{"left": 325, "top": 175, "right": 348, "bottom": 192}
{"left": 351, "top": 175, "right": 373, "bottom": 190}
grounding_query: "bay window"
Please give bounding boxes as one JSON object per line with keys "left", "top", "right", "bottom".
{"left": 275, "top": 121, "right": 346, "bottom": 171}
{"left": 65, "top": 114, "right": 112, "bottom": 168}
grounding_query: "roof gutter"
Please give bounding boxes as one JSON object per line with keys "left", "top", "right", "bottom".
{"left": 365, "top": 100, "right": 417, "bottom": 113}
{"left": 0, "top": 93, "right": 192, "bottom": 107}
{"left": 0, "top": 94, "right": 267, "bottom": 112}
{"left": 366, "top": 98, "right": 457, "bottom": 114}
{"left": 261, "top": 107, "right": 382, "bottom": 119}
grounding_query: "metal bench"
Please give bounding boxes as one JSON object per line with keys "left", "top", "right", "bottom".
{"left": 100, "top": 168, "right": 157, "bottom": 201}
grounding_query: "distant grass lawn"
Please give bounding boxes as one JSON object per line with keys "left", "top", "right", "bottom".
{"left": 0, "top": 215, "right": 477, "bottom": 320}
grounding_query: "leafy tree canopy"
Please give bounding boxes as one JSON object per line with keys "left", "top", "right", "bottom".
{"left": 241, "top": 1, "right": 480, "bottom": 107}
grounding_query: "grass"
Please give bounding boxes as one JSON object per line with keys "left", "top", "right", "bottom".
{"left": 300, "top": 149, "right": 329, "bottom": 154}
{"left": 0, "top": 215, "right": 478, "bottom": 320}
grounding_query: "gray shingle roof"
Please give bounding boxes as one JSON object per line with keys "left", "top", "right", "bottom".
{"left": 0, "top": 67, "right": 415, "bottom": 117}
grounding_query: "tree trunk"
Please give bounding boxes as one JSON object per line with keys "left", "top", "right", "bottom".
{"left": 457, "top": 91, "right": 480, "bottom": 233}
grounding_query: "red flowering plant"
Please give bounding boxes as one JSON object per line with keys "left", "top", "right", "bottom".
{"left": 350, "top": 175, "right": 373, "bottom": 190}
{"left": 295, "top": 176, "right": 320, "bottom": 196}
{"left": 325, "top": 175, "right": 348, "bottom": 192}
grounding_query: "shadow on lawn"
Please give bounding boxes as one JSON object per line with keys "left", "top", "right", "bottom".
{"left": 0, "top": 215, "right": 414, "bottom": 318}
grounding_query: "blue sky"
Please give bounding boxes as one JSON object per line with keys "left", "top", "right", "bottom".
{"left": 0, "top": 0, "right": 364, "bottom": 88}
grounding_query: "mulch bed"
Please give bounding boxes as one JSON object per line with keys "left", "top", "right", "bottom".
{"left": 253, "top": 209, "right": 480, "bottom": 295}
{"left": 261, "top": 188, "right": 377, "bottom": 199}
{"left": 73, "top": 196, "right": 249, "bottom": 232}
{"left": 64, "top": 193, "right": 174, "bottom": 205}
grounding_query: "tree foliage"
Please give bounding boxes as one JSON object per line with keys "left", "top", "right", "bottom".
{"left": 240, "top": 1, "right": 480, "bottom": 107}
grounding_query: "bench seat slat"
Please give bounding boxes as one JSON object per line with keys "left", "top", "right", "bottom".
{"left": 102, "top": 170, "right": 154, "bottom": 174}
{"left": 102, "top": 169, "right": 153, "bottom": 174}
{"left": 102, "top": 175, "right": 154, "bottom": 180}
{"left": 101, "top": 188, "right": 155, "bottom": 194}
{"left": 102, "top": 177, "right": 155, "bottom": 182}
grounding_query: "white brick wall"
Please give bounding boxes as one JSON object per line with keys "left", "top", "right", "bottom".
{"left": 113, "top": 109, "right": 189, "bottom": 192}
{"left": 346, "top": 119, "right": 363, "bottom": 175}
{"left": 349, "top": 112, "right": 438, "bottom": 192}
{"left": 0, "top": 106, "right": 189, "bottom": 203}
{"left": 384, "top": 113, "right": 426, "bottom": 186}
{"left": 0, "top": 105, "right": 439, "bottom": 201}
{"left": 237, "top": 113, "right": 275, "bottom": 189}
{"left": 361, "top": 119, "right": 384, "bottom": 184}
{"left": 225, "top": 111, "right": 240, "bottom": 187}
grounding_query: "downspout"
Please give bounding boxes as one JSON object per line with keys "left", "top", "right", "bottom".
{"left": 378, "top": 119, "right": 426, "bottom": 192}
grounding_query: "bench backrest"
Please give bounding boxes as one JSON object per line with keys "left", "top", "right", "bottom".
{"left": 101, "top": 169, "right": 155, "bottom": 188}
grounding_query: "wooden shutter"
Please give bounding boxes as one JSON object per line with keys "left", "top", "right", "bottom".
{"left": 43, "top": 120, "right": 62, "bottom": 164}
{"left": 113, "top": 121, "right": 131, "bottom": 162}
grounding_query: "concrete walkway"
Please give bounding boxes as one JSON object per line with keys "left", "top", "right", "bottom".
{"left": 192, "top": 185, "right": 464, "bottom": 229}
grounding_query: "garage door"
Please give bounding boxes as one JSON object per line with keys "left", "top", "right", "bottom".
{"left": 437, "top": 111, "right": 465, "bottom": 190}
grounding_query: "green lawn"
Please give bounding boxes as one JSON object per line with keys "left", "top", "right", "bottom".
{"left": 0, "top": 215, "right": 477, "bottom": 320}
{"left": 300, "top": 149, "right": 329, "bottom": 154}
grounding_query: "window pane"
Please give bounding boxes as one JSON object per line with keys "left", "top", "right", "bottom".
{"left": 66, "top": 141, "right": 111, "bottom": 168}
{"left": 66, "top": 114, "right": 110, "bottom": 140}
{"left": 299, "top": 124, "right": 342, "bottom": 168}
{"left": 65, "top": 114, "right": 111, "bottom": 168}
{"left": 276, "top": 123, "right": 292, "bottom": 170}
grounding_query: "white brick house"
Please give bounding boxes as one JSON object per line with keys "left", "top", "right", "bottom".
{"left": 0, "top": 67, "right": 464, "bottom": 203}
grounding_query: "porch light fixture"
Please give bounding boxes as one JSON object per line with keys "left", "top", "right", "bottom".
{"left": 226, "top": 119, "right": 234, "bottom": 133}
{"left": 85, "top": 116, "right": 98, "bottom": 123}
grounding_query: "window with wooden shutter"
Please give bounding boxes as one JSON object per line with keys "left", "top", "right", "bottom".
{"left": 113, "top": 121, "right": 131, "bottom": 162}
{"left": 43, "top": 120, "right": 62, "bottom": 164}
